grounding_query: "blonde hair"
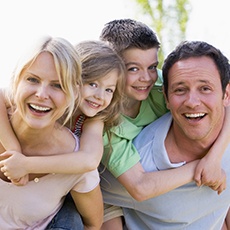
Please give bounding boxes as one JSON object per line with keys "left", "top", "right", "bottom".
{"left": 75, "top": 40, "right": 126, "bottom": 130}
{"left": 9, "top": 36, "right": 82, "bottom": 125}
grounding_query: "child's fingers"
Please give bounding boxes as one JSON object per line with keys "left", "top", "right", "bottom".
{"left": 194, "top": 168, "right": 202, "bottom": 187}
{"left": 0, "top": 151, "right": 12, "bottom": 161}
{"left": 209, "top": 182, "right": 226, "bottom": 195}
{"left": 11, "top": 176, "right": 29, "bottom": 186}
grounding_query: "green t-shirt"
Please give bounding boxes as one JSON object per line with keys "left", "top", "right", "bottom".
{"left": 102, "top": 70, "right": 168, "bottom": 178}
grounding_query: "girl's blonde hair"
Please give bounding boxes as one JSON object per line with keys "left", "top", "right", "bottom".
{"left": 75, "top": 40, "right": 126, "bottom": 130}
{"left": 9, "top": 36, "right": 82, "bottom": 125}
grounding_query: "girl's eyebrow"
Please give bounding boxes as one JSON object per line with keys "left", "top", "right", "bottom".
{"left": 107, "top": 84, "right": 116, "bottom": 88}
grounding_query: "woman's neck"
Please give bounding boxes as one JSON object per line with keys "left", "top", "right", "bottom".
{"left": 11, "top": 113, "right": 64, "bottom": 156}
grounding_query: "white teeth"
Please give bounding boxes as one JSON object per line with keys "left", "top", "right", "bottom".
{"left": 134, "top": 86, "right": 148, "bottom": 90}
{"left": 88, "top": 101, "right": 99, "bottom": 108}
{"left": 30, "top": 104, "right": 51, "bottom": 111}
{"left": 185, "top": 113, "right": 205, "bottom": 118}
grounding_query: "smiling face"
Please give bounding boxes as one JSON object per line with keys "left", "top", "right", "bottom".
{"left": 166, "top": 56, "right": 230, "bottom": 143}
{"left": 122, "top": 47, "right": 159, "bottom": 102}
{"left": 79, "top": 70, "right": 118, "bottom": 117}
{"left": 14, "top": 52, "right": 68, "bottom": 129}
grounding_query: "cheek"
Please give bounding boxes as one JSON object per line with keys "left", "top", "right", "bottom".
{"left": 166, "top": 96, "right": 181, "bottom": 110}
{"left": 104, "top": 95, "right": 113, "bottom": 107}
{"left": 80, "top": 86, "right": 90, "bottom": 99}
{"left": 54, "top": 92, "right": 68, "bottom": 108}
{"left": 14, "top": 85, "right": 29, "bottom": 104}
{"left": 150, "top": 71, "right": 158, "bottom": 81}
{"left": 125, "top": 74, "right": 136, "bottom": 87}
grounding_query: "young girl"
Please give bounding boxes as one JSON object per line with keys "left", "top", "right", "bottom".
{"left": 0, "top": 36, "right": 103, "bottom": 229}
{"left": 0, "top": 40, "right": 125, "bottom": 186}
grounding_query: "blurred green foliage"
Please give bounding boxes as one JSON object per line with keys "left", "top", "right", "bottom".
{"left": 134, "top": 0, "right": 191, "bottom": 68}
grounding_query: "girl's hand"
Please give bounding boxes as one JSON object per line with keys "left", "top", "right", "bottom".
{"left": 11, "top": 175, "right": 29, "bottom": 186}
{"left": 0, "top": 150, "right": 29, "bottom": 185}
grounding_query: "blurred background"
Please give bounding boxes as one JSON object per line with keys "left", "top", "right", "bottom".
{"left": 0, "top": 0, "right": 229, "bottom": 87}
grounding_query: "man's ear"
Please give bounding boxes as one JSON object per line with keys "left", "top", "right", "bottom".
{"left": 224, "top": 83, "right": 230, "bottom": 107}
{"left": 162, "top": 86, "right": 170, "bottom": 110}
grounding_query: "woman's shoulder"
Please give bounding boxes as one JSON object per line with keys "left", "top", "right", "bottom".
{"left": 55, "top": 126, "right": 80, "bottom": 153}
{"left": 66, "top": 128, "right": 80, "bottom": 152}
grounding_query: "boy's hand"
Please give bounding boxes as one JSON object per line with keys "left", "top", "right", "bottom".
{"left": 194, "top": 156, "right": 226, "bottom": 194}
{"left": 208, "top": 169, "right": 226, "bottom": 195}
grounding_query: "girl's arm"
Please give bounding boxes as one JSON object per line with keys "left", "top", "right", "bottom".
{"left": 225, "top": 209, "right": 230, "bottom": 230}
{"left": 194, "top": 106, "right": 230, "bottom": 194}
{"left": 0, "top": 88, "right": 28, "bottom": 185}
{"left": 71, "top": 185, "right": 103, "bottom": 229}
{"left": 0, "top": 118, "right": 104, "bottom": 180}
{"left": 222, "top": 209, "right": 230, "bottom": 230}
{"left": 0, "top": 88, "right": 21, "bottom": 151}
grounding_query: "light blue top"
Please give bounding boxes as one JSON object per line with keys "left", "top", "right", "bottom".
{"left": 101, "top": 113, "right": 230, "bottom": 230}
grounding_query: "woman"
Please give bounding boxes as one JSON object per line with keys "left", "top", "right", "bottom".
{"left": 0, "top": 36, "right": 103, "bottom": 229}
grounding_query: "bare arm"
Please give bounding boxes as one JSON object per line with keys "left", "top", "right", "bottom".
{"left": 222, "top": 209, "right": 230, "bottom": 230}
{"left": 225, "top": 209, "right": 230, "bottom": 230}
{"left": 0, "top": 88, "right": 21, "bottom": 151}
{"left": 118, "top": 160, "right": 199, "bottom": 201}
{"left": 194, "top": 106, "right": 230, "bottom": 193}
{"left": 0, "top": 88, "right": 27, "bottom": 185}
{"left": 0, "top": 118, "right": 104, "bottom": 180}
{"left": 70, "top": 185, "right": 103, "bottom": 230}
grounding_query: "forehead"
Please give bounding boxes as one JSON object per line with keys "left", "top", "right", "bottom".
{"left": 95, "top": 70, "right": 119, "bottom": 86}
{"left": 30, "top": 52, "right": 55, "bottom": 69}
{"left": 25, "top": 52, "right": 58, "bottom": 79}
{"left": 122, "top": 47, "right": 158, "bottom": 64}
{"left": 168, "top": 56, "right": 220, "bottom": 84}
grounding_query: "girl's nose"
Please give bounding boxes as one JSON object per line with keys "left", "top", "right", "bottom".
{"left": 94, "top": 88, "right": 104, "bottom": 100}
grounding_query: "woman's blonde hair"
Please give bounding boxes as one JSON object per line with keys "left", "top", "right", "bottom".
{"left": 9, "top": 36, "right": 82, "bottom": 125}
{"left": 75, "top": 40, "right": 126, "bottom": 130}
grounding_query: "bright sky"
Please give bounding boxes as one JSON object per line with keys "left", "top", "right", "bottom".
{"left": 0, "top": 0, "right": 229, "bottom": 87}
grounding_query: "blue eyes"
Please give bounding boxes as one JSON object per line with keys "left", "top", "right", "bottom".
{"left": 51, "top": 83, "right": 62, "bottom": 89}
{"left": 127, "top": 65, "right": 157, "bottom": 72}
{"left": 27, "top": 77, "right": 39, "bottom": 83}
{"left": 26, "top": 77, "right": 62, "bottom": 89}
{"left": 89, "top": 83, "right": 97, "bottom": 87}
{"left": 88, "top": 82, "right": 114, "bottom": 93}
{"left": 106, "top": 88, "right": 114, "bottom": 93}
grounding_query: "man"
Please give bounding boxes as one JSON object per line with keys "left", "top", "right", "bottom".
{"left": 101, "top": 40, "right": 230, "bottom": 229}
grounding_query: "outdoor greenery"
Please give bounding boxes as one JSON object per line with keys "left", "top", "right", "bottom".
{"left": 134, "top": 0, "right": 191, "bottom": 68}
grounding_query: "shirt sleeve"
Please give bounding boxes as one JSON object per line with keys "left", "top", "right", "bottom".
{"left": 102, "top": 136, "right": 141, "bottom": 178}
{"left": 72, "top": 169, "right": 100, "bottom": 193}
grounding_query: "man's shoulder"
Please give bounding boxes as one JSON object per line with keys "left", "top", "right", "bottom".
{"left": 133, "top": 113, "right": 171, "bottom": 147}
{"left": 142, "top": 112, "right": 171, "bottom": 133}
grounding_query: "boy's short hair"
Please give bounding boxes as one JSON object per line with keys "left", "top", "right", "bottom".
{"left": 100, "top": 19, "right": 160, "bottom": 55}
